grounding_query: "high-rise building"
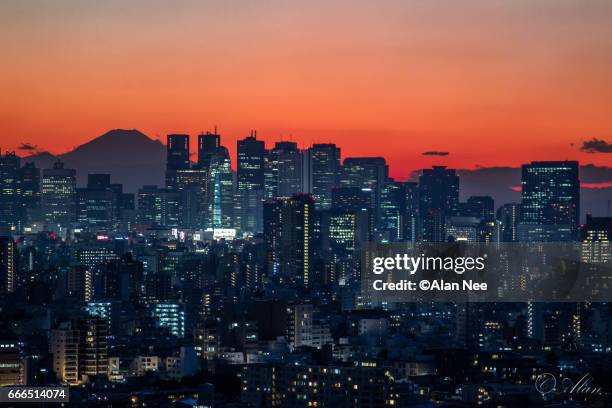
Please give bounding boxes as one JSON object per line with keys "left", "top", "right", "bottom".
{"left": 0, "top": 151, "right": 24, "bottom": 230}
{"left": 269, "top": 142, "right": 303, "bottom": 197}
{"left": 208, "top": 146, "right": 234, "bottom": 228}
{"left": 286, "top": 303, "right": 314, "bottom": 349}
{"left": 166, "top": 134, "right": 191, "bottom": 188}
{"left": 580, "top": 215, "right": 611, "bottom": 264}
{"left": 50, "top": 317, "right": 108, "bottom": 385}
{"left": 19, "top": 162, "right": 41, "bottom": 218}
{"left": 42, "top": 161, "right": 76, "bottom": 232}
{"left": 237, "top": 132, "right": 266, "bottom": 233}
{"left": 461, "top": 196, "right": 495, "bottom": 222}
{"left": 309, "top": 144, "right": 341, "bottom": 210}
{"left": 137, "top": 185, "right": 181, "bottom": 228}
{"left": 379, "top": 180, "right": 405, "bottom": 241}
{"left": 320, "top": 210, "right": 371, "bottom": 257}
{"left": 419, "top": 166, "right": 459, "bottom": 242}
{"left": 76, "top": 174, "right": 118, "bottom": 232}
{"left": 264, "top": 195, "right": 314, "bottom": 288}
{"left": 0, "top": 236, "right": 16, "bottom": 294}
{"left": 402, "top": 182, "right": 420, "bottom": 242}
{"left": 496, "top": 203, "right": 520, "bottom": 242}
{"left": 151, "top": 303, "right": 186, "bottom": 338}
{"left": 175, "top": 168, "right": 208, "bottom": 229}
{"left": 197, "top": 131, "right": 221, "bottom": 169}
{"left": 519, "top": 161, "right": 579, "bottom": 242}
{"left": 340, "top": 157, "right": 388, "bottom": 225}
{"left": 332, "top": 187, "right": 375, "bottom": 212}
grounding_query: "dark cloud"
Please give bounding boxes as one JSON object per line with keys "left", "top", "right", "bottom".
{"left": 422, "top": 151, "right": 449, "bottom": 156}
{"left": 580, "top": 138, "right": 612, "bottom": 153}
{"left": 18, "top": 142, "right": 38, "bottom": 151}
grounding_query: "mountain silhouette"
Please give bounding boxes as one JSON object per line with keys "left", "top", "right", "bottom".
{"left": 18, "top": 129, "right": 611, "bottom": 218}
{"left": 23, "top": 129, "right": 165, "bottom": 192}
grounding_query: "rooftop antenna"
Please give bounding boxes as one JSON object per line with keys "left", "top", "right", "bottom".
{"left": 214, "top": 125, "right": 218, "bottom": 135}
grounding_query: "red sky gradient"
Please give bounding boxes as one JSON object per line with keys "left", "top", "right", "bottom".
{"left": 1, "top": 1, "right": 611, "bottom": 180}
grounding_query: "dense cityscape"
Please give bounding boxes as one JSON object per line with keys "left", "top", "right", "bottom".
{"left": 0, "top": 130, "right": 611, "bottom": 407}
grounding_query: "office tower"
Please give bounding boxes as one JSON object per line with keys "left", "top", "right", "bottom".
{"left": 309, "top": 143, "right": 341, "bottom": 210}
{"left": 137, "top": 185, "right": 163, "bottom": 226}
{"left": 75, "top": 246, "right": 117, "bottom": 270}
{"left": 175, "top": 168, "right": 208, "bottom": 229}
{"left": 237, "top": 132, "right": 266, "bottom": 233}
{"left": 379, "top": 180, "right": 405, "bottom": 241}
{"left": 580, "top": 215, "right": 611, "bottom": 264}
{"left": 197, "top": 131, "right": 221, "bottom": 168}
{"left": 0, "top": 236, "right": 16, "bottom": 294}
{"left": 41, "top": 161, "right": 76, "bottom": 231}
{"left": 208, "top": 146, "right": 234, "bottom": 228}
{"left": 331, "top": 187, "right": 375, "bottom": 212}
{"left": 166, "top": 134, "right": 191, "bottom": 188}
{"left": 137, "top": 185, "right": 181, "bottom": 228}
{"left": 18, "top": 162, "right": 41, "bottom": 219}
{"left": 76, "top": 174, "right": 118, "bottom": 232}
{"left": 340, "top": 157, "right": 388, "bottom": 224}
{"left": 151, "top": 303, "right": 185, "bottom": 338}
{"left": 263, "top": 152, "right": 278, "bottom": 199}
{"left": 263, "top": 195, "right": 315, "bottom": 288}
{"left": 402, "top": 182, "right": 420, "bottom": 241}
{"left": 496, "top": 203, "right": 520, "bottom": 242}
{"left": 320, "top": 210, "right": 371, "bottom": 258}
{"left": 0, "top": 151, "right": 22, "bottom": 230}
{"left": 269, "top": 142, "right": 303, "bottom": 197}
{"left": 419, "top": 166, "right": 459, "bottom": 242}
{"left": 519, "top": 161, "right": 579, "bottom": 242}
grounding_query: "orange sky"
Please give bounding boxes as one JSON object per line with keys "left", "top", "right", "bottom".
{"left": 1, "top": 0, "right": 611, "bottom": 180}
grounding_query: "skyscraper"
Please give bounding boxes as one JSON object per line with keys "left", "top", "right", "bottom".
{"left": 0, "top": 236, "right": 16, "bottom": 294}
{"left": 42, "top": 161, "right": 76, "bottom": 232}
{"left": 208, "top": 146, "right": 234, "bottom": 228}
{"left": 419, "top": 166, "right": 459, "bottom": 242}
{"left": 0, "top": 151, "right": 22, "bottom": 230}
{"left": 496, "top": 203, "right": 520, "bottom": 242}
{"left": 309, "top": 143, "right": 341, "bottom": 210}
{"left": 18, "top": 162, "right": 40, "bottom": 213}
{"left": 166, "top": 134, "right": 191, "bottom": 188}
{"left": 519, "top": 161, "right": 580, "bottom": 242}
{"left": 340, "top": 157, "right": 388, "bottom": 227}
{"left": 264, "top": 195, "right": 314, "bottom": 288}
{"left": 269, "top": 142, "right": 303, "bottom": 197}
{"left": 379, "top": 180, "right": 405, "bottom": 242}
{"left": 197, "top": 131, "right": 221, "bottom": 169}
{"left": 402, "top": 182, "right": 420, "bottom": 242}
{"left": 76, "top": 174, "right": 118, "bottom": 231}
{"left": 237, "top": 132, "right": 266, "bottom": 234}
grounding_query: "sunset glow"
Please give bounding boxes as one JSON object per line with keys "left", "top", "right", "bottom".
{"left": 1, "top": 0, "right": 611, "bottom": 179}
